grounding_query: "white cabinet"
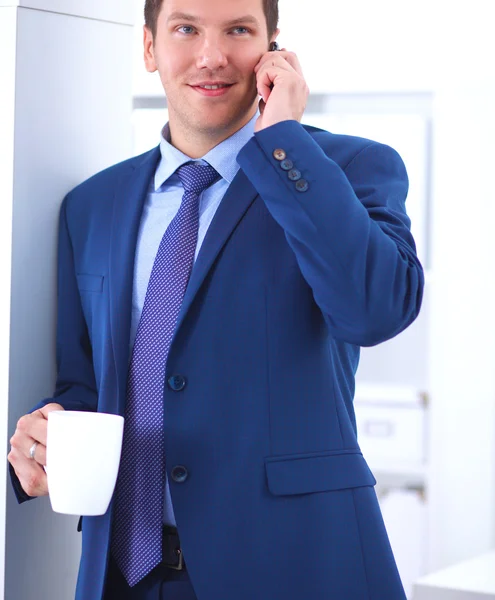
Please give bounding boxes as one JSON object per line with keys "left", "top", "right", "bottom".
{"left": 355, "top": 384, "right": 427, "bottom": 466}
{"left": 413, "top": 552, "right": 495, "bottom": 600}
{"left": 381, "top": 489, "right": 428, "bottom": 599}
{"left": 354, "top": 384, "right": 430, "bottom": 598}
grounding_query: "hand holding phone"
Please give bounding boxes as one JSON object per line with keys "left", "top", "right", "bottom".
{"left": 254, "top": 46, "right": 309, "bottom": 133}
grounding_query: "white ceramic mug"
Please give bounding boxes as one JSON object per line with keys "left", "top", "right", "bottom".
{"left": 46, "top": 410, "right": 124, "bottom": 516}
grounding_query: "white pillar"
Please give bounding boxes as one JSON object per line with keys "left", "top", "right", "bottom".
{"left": 426, "top": 0, "right": 495, "bottom": 572}
{"left": 428, "top": 79, "right": 495, "bottom": 570}
{"left": 0, "top": 2, "right": 134, "bottom": 598}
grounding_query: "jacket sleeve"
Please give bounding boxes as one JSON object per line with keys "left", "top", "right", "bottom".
{"left": 236, "top": 120, "right": 424, "bottom": 347}
{"left": 10, "top": 195, "right": 98, "bottom": 504}
{"left": 50, "top": 195, "right": 98, "bottom": 410}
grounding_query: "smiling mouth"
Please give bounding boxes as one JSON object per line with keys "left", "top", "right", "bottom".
{"left": 191, "top": 83, "right": 234, "bottom": 90}
{"left": 189, "top": 83, "right": 235, "bottom": 97}
{"left": 197, "top": 84, "right": 231, "bottom": 90}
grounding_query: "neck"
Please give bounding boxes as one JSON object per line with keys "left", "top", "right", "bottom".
{"left": 169, "top": 107, "right": 257, "bottom": 159}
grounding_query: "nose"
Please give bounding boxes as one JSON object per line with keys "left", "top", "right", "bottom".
{"left": 196, "top": 36, "right": 228, "bottom": 70}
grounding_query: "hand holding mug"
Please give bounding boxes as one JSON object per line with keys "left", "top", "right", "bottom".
{"left": 8, "top": 403, "right": 64, "bottom": 497}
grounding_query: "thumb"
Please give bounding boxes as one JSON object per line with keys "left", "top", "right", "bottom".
{"left": 39, "top": 403, "right": 65, "bottom": 419}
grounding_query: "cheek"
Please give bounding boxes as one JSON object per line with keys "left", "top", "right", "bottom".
{"left": 237, "top": 45, "right": 267, "bottom": 76}
{"left": 237, "top": 56, "right": 261, "bottom": 82}
{"left": 156, "top": 53, "right": 187, "bottom": 85}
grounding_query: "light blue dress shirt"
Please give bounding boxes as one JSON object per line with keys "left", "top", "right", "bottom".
{"left": 130, "top": 113, "right": 258, "bottom": 526}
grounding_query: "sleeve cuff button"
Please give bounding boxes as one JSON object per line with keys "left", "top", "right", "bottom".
{"left": 288, "top": 169, "right": 302, "bottom": 181}
{"left": 280, "top": 159, "right": 294, "bottom": 171}
{"left": 273, "top": 149, "right": 287, "bottom": 161}
{"left": 296, "top": 179, "right": 309, "bottom": 192}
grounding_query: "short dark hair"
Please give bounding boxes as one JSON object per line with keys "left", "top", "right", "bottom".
{"left": 144, "top": 0, "right": 279, "bottom": 39}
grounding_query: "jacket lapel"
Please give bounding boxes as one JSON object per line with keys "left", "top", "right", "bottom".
{"left": 109, "top": 154, "right": 258, "bottom": 409}
{"left": 109, "top": 147, "right": 161, "bottom": 413}
{"left": 175, "top": 169, "right": 258, "bottom": 333}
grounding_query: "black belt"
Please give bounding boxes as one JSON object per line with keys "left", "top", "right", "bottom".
{"left": 162, "top": 525, "right": 185, "bottom": 570}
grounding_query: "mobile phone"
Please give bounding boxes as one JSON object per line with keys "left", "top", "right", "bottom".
{"left": 269, "top": 42, "right": 280, "bottom": 52}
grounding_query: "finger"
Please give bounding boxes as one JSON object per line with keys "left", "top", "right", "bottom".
{"left": 255, "top": 52, "right": 296, "bottom": 76}
{"left": 253, "top": 51, "right": 270, "bottom": 73}
{"left": 12, "top": 405, "right": 62, "bottom": 456}
{"left": 278, "top": 50, "right": 304, "bottom": 77}
{"left": 256, "top": 60, "right": 288, "bottom": 98}
{"left": 8, "top": 447, "right": 49, "bottom": 497}
{"left": 17, "top": 412, "right": 49, "bottom": 448}
{"left": 29, "top": 441, "right": 47, "bottom": 466}
{"left": 12, "top": 414, "right": 40, "bottom": 456}
{"left": 30, "top": 403, "right": 64, "bottom": 446}
{"left": 256, "top": 67, "right": 275, "bottom": 104}
{"left": 35, "top": 445, "right": 47, "bottom": 466}
{"left": 10, "top": 430, "right": 45, "bottom": 463}
{"left": 256, "top": 62, "right": 294, "bottom": 103}
{"left": 39, "top": 402, "right": 65, "bottom": 417}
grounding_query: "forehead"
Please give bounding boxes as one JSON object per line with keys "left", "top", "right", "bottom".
{"left": 160, "top": 0, "right": 266, "bottom": 23}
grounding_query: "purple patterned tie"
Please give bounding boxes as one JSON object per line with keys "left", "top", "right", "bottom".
{"left": 111, "top": 162, "right": 219, "bottom": 587}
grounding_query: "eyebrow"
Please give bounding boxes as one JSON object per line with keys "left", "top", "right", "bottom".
{"left": 167, "top": 12, "right": 260, "bottom": 27}
{"left": 167, "top": 12, "right": 200, "bottom": 22}
{"left": 225, "top": 16, "right": 260, "bottom": 27}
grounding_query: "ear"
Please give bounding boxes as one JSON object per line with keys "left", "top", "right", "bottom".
{"left": 143, "top": 25, "right": 157, "bottom": 73}
{"left": 270, "top": 28, "right": 280, "bottom": 46}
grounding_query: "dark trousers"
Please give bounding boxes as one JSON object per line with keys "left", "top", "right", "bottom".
{"left": 103, "top": 555, "right": 198, "bottom": 600}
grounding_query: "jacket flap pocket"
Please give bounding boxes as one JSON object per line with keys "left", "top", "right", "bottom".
{"left": 265, "top": 450, "right": 376, "bottom": 496}
{"left": 77, "top": 274, "right": 104, "bottom": 293}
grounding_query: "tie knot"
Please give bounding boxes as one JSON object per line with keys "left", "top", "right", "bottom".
{"left": 177, "top": 162, "right": 219, "bottom": 195}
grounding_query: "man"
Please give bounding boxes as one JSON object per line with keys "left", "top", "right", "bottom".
{"left": 8, "top": 0, "right": 424, "bottom": 598}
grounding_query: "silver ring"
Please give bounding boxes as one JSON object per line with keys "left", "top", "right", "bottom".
{"left": 29, "top": 441, "right": 39, "bottom": 460}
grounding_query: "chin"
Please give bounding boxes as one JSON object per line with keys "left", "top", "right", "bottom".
{"left": 195, "top": 111, "right": 248, "bottom": 135}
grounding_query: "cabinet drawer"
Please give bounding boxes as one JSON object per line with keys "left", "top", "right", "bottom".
{"left": 354, "top": 386, "right": 427, "bottom": 465}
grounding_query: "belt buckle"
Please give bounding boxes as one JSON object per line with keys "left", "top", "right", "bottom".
{"left": 162, "top": 525, "right": 184, "bottom": 571}
{"left": 165, "top": 547, "right": 184, "bottom": 571}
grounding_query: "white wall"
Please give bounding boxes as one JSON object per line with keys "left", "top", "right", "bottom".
{"left": 0, "top": 0, "right": 134, "bottom": 23}
{"left": 0, "top": 10, "right": 18, "bottom": 597}
{"left": 2, "top": 4, "right": 134, "bottom": 599}
{"left": 428, "top": 79, "right": 495, "bottom": 571}
{"left": 426, "top": 0, "right": 495, "bottom": 572}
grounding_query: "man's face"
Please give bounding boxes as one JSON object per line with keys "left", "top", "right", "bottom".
{"left": 144, "top": 0, "right": 278, "bottom": 142}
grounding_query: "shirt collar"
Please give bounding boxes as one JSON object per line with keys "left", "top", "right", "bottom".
{"left": 154, "top": 112, "right": 258, "bottom": 191}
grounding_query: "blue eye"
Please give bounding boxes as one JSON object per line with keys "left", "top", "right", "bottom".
{"left": 178, "top": 26, "right": 195, "bottom": 35}
{"left": 232, "top": 27, "right": 250, "bottom": 35}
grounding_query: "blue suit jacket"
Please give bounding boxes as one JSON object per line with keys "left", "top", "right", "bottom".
{"left": 13, "top": 120, "right": 423, "bottom": 599}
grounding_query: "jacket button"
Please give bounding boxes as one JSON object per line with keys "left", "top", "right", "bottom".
{"left": 273, "top": 149, "right": 287, "bottom": 161}
{"left": 168, "top": 375, "right": 186, "bottom": 391}
{"left": 295, "top": 179, "right": 309, "bottom": 192}
{"left": 288, "top": 168, "right": 302, "bottom": 181}
{"left": 171, "top": 466, "right": 189, "bottom": 483}
{"left": 280, "top": 159, "right": 294, "bottom": 171}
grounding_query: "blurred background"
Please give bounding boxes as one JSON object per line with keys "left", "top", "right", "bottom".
{"left": 1, "top": 0, "right": 495, "bottom": 598}
{"left": 131, "top": 2, "right": 495, "bottom": 594}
